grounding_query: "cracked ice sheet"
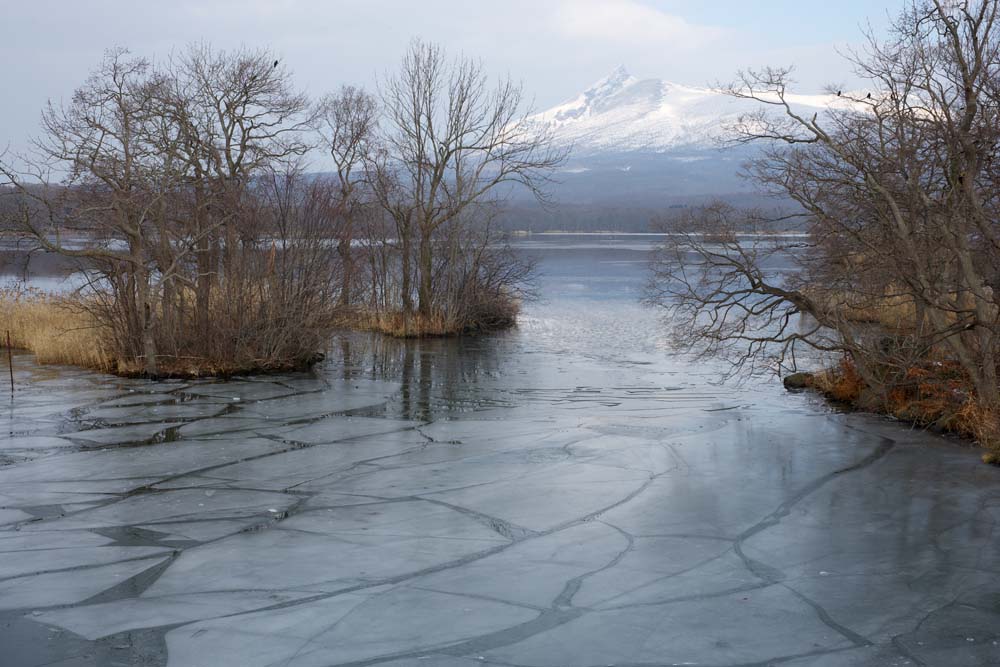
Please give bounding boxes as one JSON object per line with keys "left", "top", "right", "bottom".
{"left": 595, "top": 417, "right": 892, "bottom": 538}
{"left": 364, "top": 660, "right": 484, "bottom": 667}
{"left": 237, "top": 380, "right": 400, "bottom": 421}
{"left": 784, "top": 570, "right": 1000, "bottom": 644}
{"left": 80, "top": 401, "right": 228, "bottom": 424}
{"left": 59, "top": 422, "right": 186, "bottom": 445}
{"left": 0, "top": 483, "right": 142, "bottom": 508}
{"left": 736, "top": 442, "right": 1000, "bottom": 644}
{"left": 181, "top": 380, "right": 302, "bottom": 401}
{"left": 410, "top": 521, "right": 628, "bottom": 608}
{"left": 420, "top": 425, "right": 614, "bottom": 460}
{"left": 0, "top": 436, "right": 290, "bottom": 486}
{"left": 421, "top": 461, "right": 652, "bottom": 532}
{"left": 27, "top": 488, "right": 298, "bottom": 532}
{"left": 893, "top": 586, "right": 1000, "bottom": 665}
{"left": 0, "top": 556, "right": 169, "bottom": 611}
{"left": 0, "top": 545, "right": 172, "bottom": 579}
{"left": 572, "top": 535, "right": 759, "bottom": 609}
{"left": 135, "top": 519, "right": 257, "bottom": 542}
{"left": 742, "top": 439, "right": 1000, "bottom": 580}
{"left": 0, "top": 508, "right": 35, "bottom": 525}
{"left": 160, "top": 431, "right": 429, "bottom": 491}
{"left": 95, "top": 392, "right": 182, "bottom": 407}
{"left": 484, "top": 584, "right": 854, "bottom": 666}
{"left": 257, "top": 415, "right": 422, "bottom": 444}
{"left": 143, "top": 500, "right": 509, "bottom": 596}
{"left": 414, "top": 416, "right": 586, "bottom": 448}
{"left": 0, "top": 436, "right": 76, "bottom": 451}
{"left": 175, "top": 416, "right": 277, "bottom": 438}
{"left": 165, "top": 586, "right": 538, "bottom": 667}
{"left": 34, "top": 590, "right": 316, "bottom": 639}
{"left": 293, "top": 427, "right": 658, "bottom": 494}
{"left": 781, "top": 644, "right": 927, "bottom": 666}
{"left": 0, "top": 530, "right": 114, "bottom": 552}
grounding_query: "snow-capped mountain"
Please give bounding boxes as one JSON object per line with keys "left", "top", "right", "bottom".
{"left": 532, "top": 65, "right": 843, "bottom": 155}
{"left": 513, "top": 66, "right": 846, "bottom": 212}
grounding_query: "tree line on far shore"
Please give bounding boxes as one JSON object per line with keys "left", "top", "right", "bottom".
{"left": 0, "top": 40, "right": 563, "bottom": 377}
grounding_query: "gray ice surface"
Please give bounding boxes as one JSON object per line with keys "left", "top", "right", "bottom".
{"left": 2, "top": 237, "right": 998, "bottom": 666}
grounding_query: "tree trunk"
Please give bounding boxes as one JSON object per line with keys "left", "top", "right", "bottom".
{"left": 134, "top": 259, "right": 158, "bottom": 378}
{"left": 338, "top": 237, "right": 353, "bottom": 308}
{"left": 196, "top": 235, "right": 212, "bottom": 338}
{"left": 143, "top": 300, "right": 158, "bottom": 378}
{"left": 418, "top": 230, "right": 433, "bottom": 318}
{"left": 400, "top": 223, "right": 413, "bottom": 315}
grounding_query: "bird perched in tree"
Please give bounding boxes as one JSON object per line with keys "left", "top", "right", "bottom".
{"left": 866, "top": 92, "right": 872, "bottom": 99}
{"left": 837, "top": 90, "right": 842, "bottom": 96}
{"left": 273, "top": 60, "right": 279, "bottom": 68}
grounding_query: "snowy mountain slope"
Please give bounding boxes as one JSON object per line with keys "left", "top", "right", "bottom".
{"left": 502, "top": 66, "right": 860, "bottom": 225}
{"left": 530, "top": 66, "right": 846, "bottom": 156}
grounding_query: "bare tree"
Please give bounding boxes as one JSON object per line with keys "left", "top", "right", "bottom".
{"left": 0, "top": 49, "right": 181, "bottom": 374}
{"left": 317, "top": 86, "right": 378, "bottom": 307}
{"left": 0, "top": 46, "right": 341, "bottom": 375}
{"left": 377, "top": 40, "right": 565, "bottom": 323}
{"left": 162, "top": 44, "right": 315, "bottom": 337}
{"left": 649, "top": 0, "right": 1000, "bottom": 411}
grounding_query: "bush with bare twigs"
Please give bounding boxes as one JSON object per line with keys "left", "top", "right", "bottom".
{"left": 0, "top": 41, "right": 551, "bottom": 375}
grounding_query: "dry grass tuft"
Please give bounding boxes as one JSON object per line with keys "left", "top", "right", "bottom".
{"left": 804, "top": 287, "right": 918, "bottom": 329}
{"left": 353, "top": 311, "right": 456, "bottom": 338}
{"left": 811, "top": 358, "right": 865, "bottom": 403}
{"left": 811, "top": 356, "right": 1000, "bottom": 462}
{"left": 954, "top": 402, "right": 1000, "bottom": 464}
{"left": 0, "top": 288, "right": 113, "bottom": 371}
{"left": 346, "top": 296, "right": 519, "bottom": 338}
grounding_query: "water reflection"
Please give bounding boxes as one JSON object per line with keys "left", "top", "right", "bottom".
{"left": 316, "top": 234, "right": 759, "bottom": 422}
{"left": 327, "top": 329, "right": 516, "bottom": 421}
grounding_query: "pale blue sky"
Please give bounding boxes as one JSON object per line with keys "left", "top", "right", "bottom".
{"left": 1, "top": 0, "right": 908, "bottom": 154}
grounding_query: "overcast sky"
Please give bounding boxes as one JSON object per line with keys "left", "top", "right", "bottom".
{"left": 2, "top": 0, "right": 908, "bottom": 153}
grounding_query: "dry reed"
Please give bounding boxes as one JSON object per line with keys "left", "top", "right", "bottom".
{"left": 0, "top": 288, "right": 112, "bottom": 371}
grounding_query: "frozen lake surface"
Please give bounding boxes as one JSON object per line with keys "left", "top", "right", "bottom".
{"left": 1, "top": 236, "right": 998, "bottom": 666}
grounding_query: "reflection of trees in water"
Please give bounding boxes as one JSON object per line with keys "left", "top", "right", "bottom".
{"left": 329, "top": 331, "right": 513, "bottom": 420}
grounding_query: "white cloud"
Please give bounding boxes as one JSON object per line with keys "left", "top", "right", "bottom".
{"left": 551, "top": 0, "right": 726, "bottom": 48}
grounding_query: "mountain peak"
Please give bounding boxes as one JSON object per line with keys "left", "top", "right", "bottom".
{"left": 607, "top": 64, "right": 631, "bottom": 82}
{"left": 584, "top": 65, "right": 635, "bottom": 98}
{"left": 532, "top": 68, "right": 842, "bottom": 156}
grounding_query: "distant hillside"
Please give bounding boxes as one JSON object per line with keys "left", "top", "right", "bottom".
{"left": 530, "top": 65, "right": 843, "bottom": 156}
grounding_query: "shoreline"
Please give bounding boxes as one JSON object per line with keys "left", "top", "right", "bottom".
{"left": 0, "top": 290, "right": 520, "bottom": 380}
{"left": 785, "top": 365, "right": 1000, "bottom": 465}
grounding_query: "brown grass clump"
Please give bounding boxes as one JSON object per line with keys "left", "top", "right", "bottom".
{"left": 353, "top": 311, "right": 456, "bottom": 338}
{"left": 0, "top": 288, "right": 113, "bottom": 371}
{"left": 811, "top": 358, "right": 865, "bottom": 403}
{"left": 346, "top": 294, "right": 520, "bottom": 338}
{"left": 803, "top": 286, "right": 919, "bottom": 330}
{"left": 953, "top": 402, "right": 1000, "bottom": 465}
{"left": 805, "top": 285, "right": 999, "bottom": 332}
{"left": 0, "top": 286, "right": 518, "bottom": 377}
{"left": 0, "top": 288, "right": 325, "bottom": 378}
{"left": 810, "top": 356, "right": 1000, "bottom": 463}
{"left": 841, "top": 295, "right": 917, "bottom": 329}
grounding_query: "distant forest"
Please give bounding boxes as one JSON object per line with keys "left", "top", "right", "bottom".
{"left": 498, "top": 193, "right": 801, "bottom": 233}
